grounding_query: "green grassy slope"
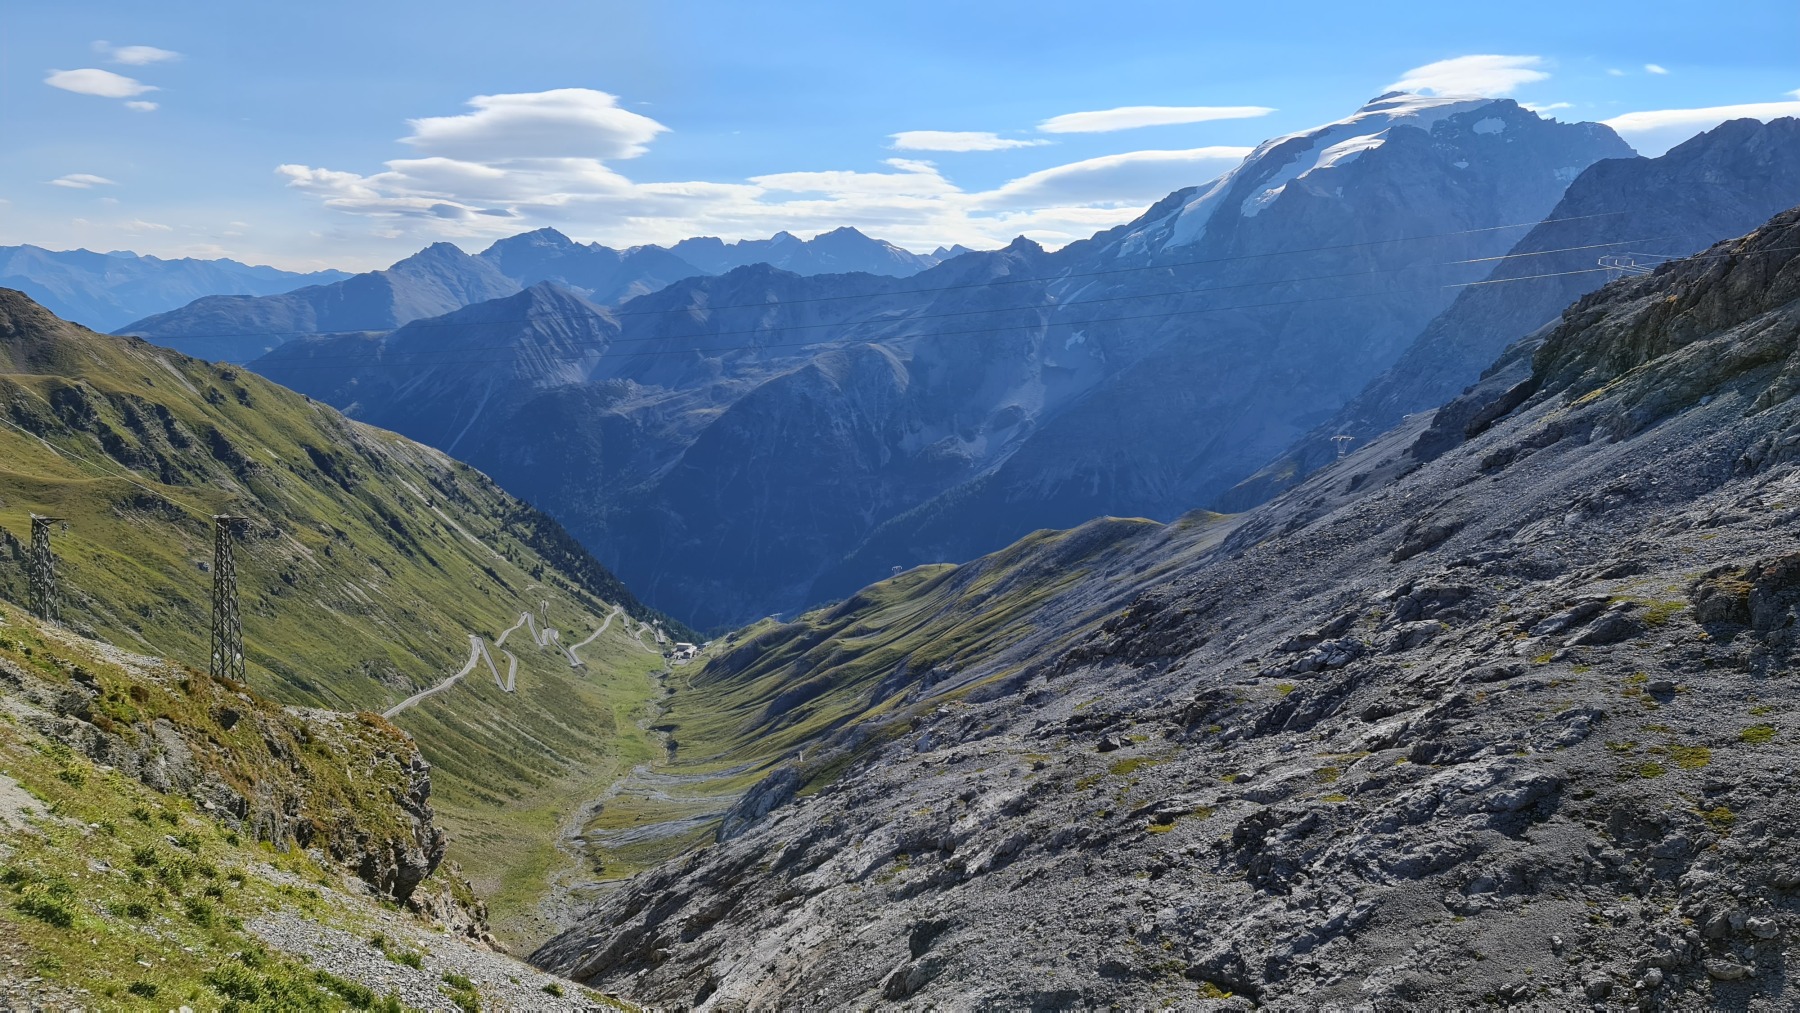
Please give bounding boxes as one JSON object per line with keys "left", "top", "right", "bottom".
{"left": 0, "top": 288, "right": 692, "bottom": 947}
{"left": 0, "top": 600, "right": 635, "bottom": 1010}
{"left": 0, "top": 598, "right": 443, "bottom": 1009}
{"left": 0, "top": 288, "right": 685, "bottom": 708}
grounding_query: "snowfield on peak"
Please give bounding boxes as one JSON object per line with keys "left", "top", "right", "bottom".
{"left": 1148, "top": 93, "right": 1513, "bottom": 248}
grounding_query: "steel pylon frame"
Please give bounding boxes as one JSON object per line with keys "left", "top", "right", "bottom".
{"left": 27, "top": 514, "right": 61, "bottom": 623}
{"left": 210, "top": 515, "right": 248, "bottom": 681}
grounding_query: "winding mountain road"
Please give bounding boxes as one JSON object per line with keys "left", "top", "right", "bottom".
{"left": 567, "top": 607, "right": 622, "bottom": 667}
{"left": 384, "top": 605, "right": 640, "bottom": 718}
{"left": 382, "top": 634, "right": 488, "bottom": 718}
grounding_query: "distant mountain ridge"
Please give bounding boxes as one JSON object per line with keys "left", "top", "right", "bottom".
{"left": 257, "top": 94, "right": 1641, "bottom": 629}
{"left": 0, "top": 244, "right": 349, "bottom": 331}
{"left": 119, "top": 225, "right": 956, "bottom": 362}
{"left": 668, "top": 226, "right": 945, "bottom": 276}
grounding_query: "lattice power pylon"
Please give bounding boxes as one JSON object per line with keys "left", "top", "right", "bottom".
{"left": 210, "top": 515, "right": 248, "bottom": 681}
{"left": 27, "top": 514, "right": 62, "bottom": 623}
{"left": 1331, "top": 434, "right": 1356, "bottom": 459}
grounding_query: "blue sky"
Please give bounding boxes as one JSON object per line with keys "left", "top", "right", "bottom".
{"left": 5, "top": 0, "right": 1797, "bottom": 271}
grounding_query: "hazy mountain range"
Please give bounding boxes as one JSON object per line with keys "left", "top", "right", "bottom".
{"left": 258, "top": 93, "right": 1658, "bottom": 628}
{"left": 0, "top": 244, "right": 349, "bottom": 331}
{"left": 117, "top": 226, "right": 955, "bottom": 362}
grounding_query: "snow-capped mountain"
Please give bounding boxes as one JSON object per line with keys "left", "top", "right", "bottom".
{"left": 1222, "top": 113, "right": 1800, "bottom": 509}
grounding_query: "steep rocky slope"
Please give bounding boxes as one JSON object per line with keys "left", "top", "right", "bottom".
{"left": 257, "top": 95, "right": 1632, "bottom": 629}
{"left": 535, "top": 207, "right": 1800, "bottom": 1009}
{"left": 1224, "top": 115, "right": 1800, "bottom": 509}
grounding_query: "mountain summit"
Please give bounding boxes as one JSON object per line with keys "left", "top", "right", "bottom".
{"left": 258, "top": 95, "right": 1638, "bottom": 628}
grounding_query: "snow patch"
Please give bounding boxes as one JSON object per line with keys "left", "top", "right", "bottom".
{"left": 1453, "top": 160, "right": 1470, "bottom": 169}
{"left": 1472, "top": 117, "right": 1507, "bottom": 135}
{"left": 1153, "top": 93, "right": 1498, "bottom": 238}
{"left": 1241, "top": 184, "right": 1287, "bottom": 218}
{"left": 1311, "top": 133, "right": 1387, "bottom": 172}
{"left": 1065, "top": 330, "right": 1087, "bottom": 350}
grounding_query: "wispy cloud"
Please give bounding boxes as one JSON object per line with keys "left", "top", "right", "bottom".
{"left": 1385, "top": 55, "right": 1549, "bottom": 97}
{"left": 92, "top": 41, "right": 182, "bottom": 65}
{"left": 976, "top": 147, "right": 1250, "bottom": 207}
{"left": 45, "top": 68, "right": 158, "bottom": 99}
{"left": 48, "top": 173, "right": 117, "bottom": 189}
{"left": 890, "top": 131, "right": 1049, "bottom": 152}
{"left": 1522, "top": 102, "right": 1573, "bottom": 114}
{"left": 1038, "top": 105, "right": 1274, "bottom": 134}
{"left": 1604, "top": 96, "right": 1800, "bottom": 155}
{"left": 125, "top": 100, "right": 159, "bottom": 112}
{"left": 1644, "top": 63, "right": 1669, "bottom": 75}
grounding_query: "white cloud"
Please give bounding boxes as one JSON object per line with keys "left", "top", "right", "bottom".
{"left": 1607, "top": 68, "right": 1626, "bottom": 77}
{"left": 125, "top": 219, "right": 171, "bottom": 232}
{"left": 48, "top": 173, "right": 118, "bottom": 189}
{"left": 125, "top": 100, "right": 158, "bottom": 112}
{"left": 45, "top": 68, "right": 157, "bottom": 99}
{"left": 890, "top": 130, "right": 1049, "bottom": 152}
{"left": 1386, "top": 55, "right": 1549, "bottom": 97}
{"left": 93, "top": 41, "right": 181, "bottom": 65}
{"left": 1604, "top": 97, "right": 1800, "bottom": 155}
{"left": 402, "top": 88, "right": 666, "bottom": 161}
{"left": 978, "top": 147, "right": 1250, "bottom": 208}
{"left": 276, "top": 89, "right": 1272, "bottom": 254}
{"left": 1644, "top": 63, "right": 1669, "bottom": 75}
{"left": 1038, "top": 105, "right": 1275, "bottom": 134}
{"left": 751, "top": 159, "right": 959, "bottom": 197}
{"left": 1522, "top": 102, "right": 1573, "bottom": 114}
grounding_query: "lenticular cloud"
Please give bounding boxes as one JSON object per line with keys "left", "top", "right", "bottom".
{"left": 401, "top": 88, "right": 669, "bottom": 162}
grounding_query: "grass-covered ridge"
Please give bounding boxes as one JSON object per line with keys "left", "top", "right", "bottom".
{"left": 0, "top": 288, "right": 687, "bottom": 710}
{"left": 0, "top": 288, "right": 699, "bottom": 947}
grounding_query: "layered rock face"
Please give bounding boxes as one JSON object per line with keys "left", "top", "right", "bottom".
{"left": 261, "top": 96, "right": 1634, "bottom": 628}
{"left": 0, "top": 625, "right": 446, "bottom": 904}
{"left": 533, "top": 208, "right": 1800, "bottom": 1009}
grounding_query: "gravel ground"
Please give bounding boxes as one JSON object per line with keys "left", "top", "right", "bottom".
{"left": 251, "top": 911, "right": 620, "bottom": 1012}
